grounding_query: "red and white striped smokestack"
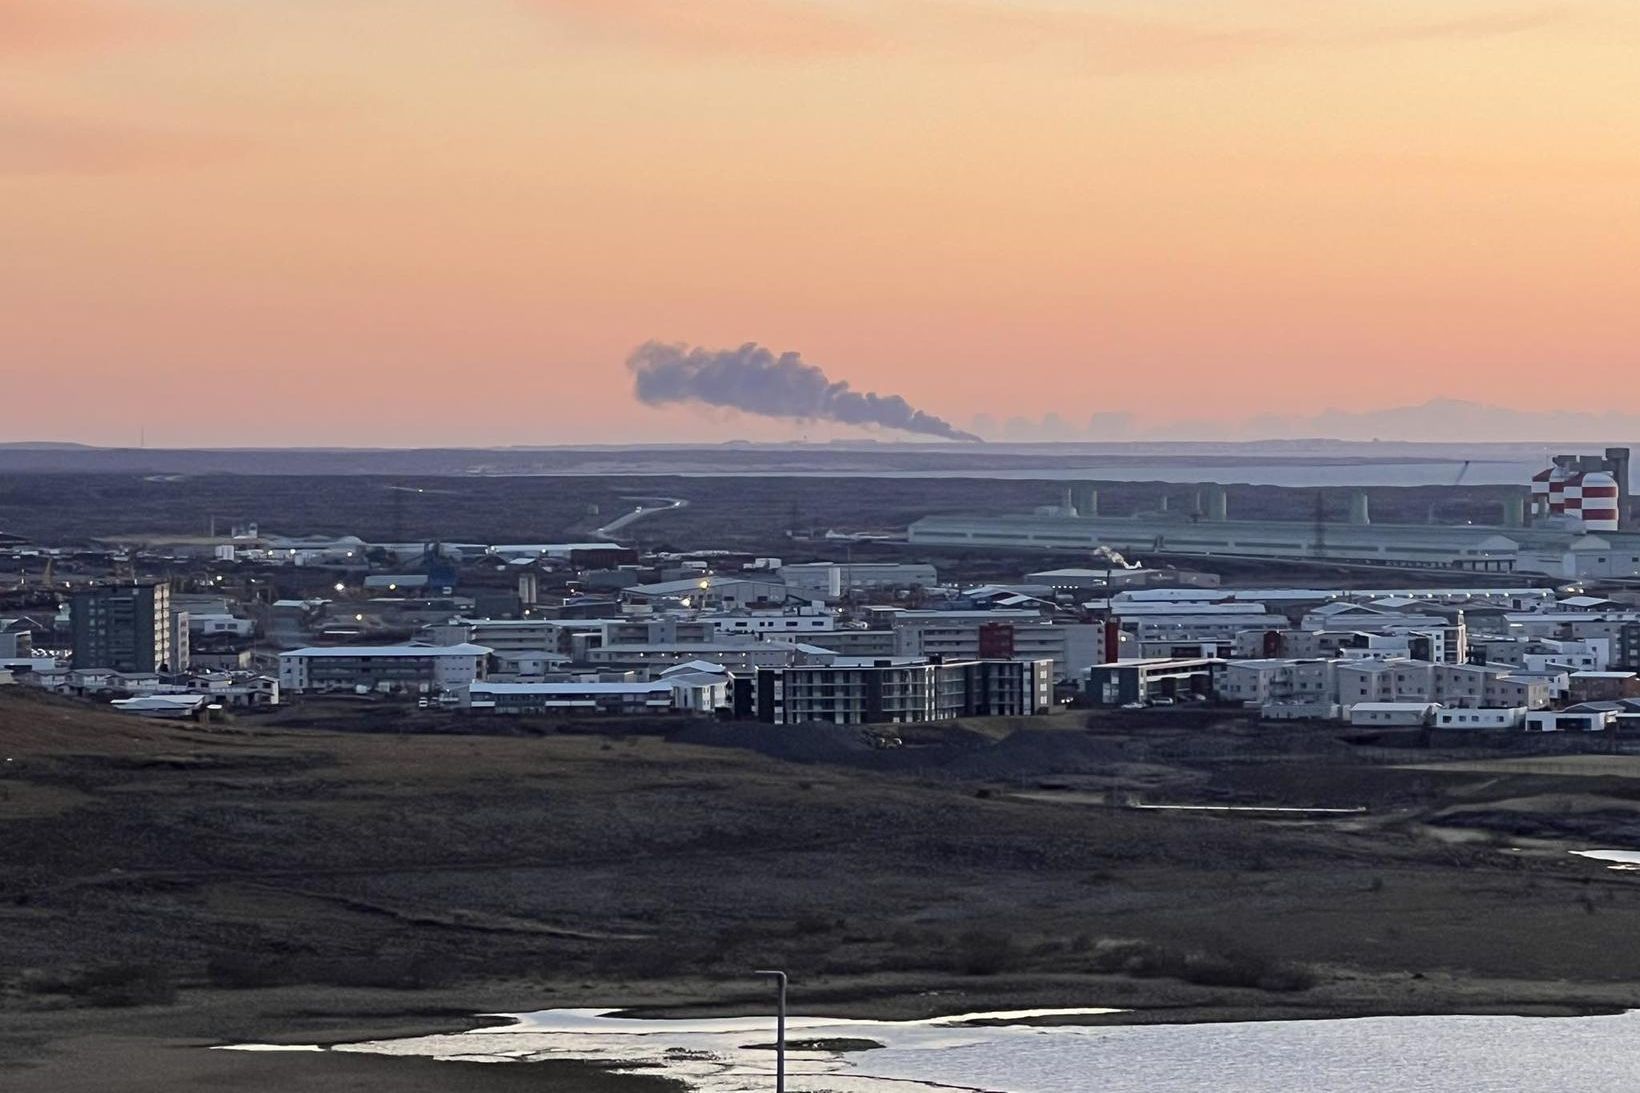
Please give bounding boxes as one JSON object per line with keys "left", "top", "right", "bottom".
{"left": 1548, "top": 466, "right": 1569, "bottom": 514}
{"left": 1530, "top": 467, "right": 1554, "bottom": 519}
{"left": 1563, "top": 472, "right": 1585, "bottom": 517}
{"left": 1581, "top": 472, "right": 1620, "bottom": 532}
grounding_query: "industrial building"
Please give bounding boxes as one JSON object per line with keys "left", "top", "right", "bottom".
{"left": 1026, "top": 566, "right": 1219, "bottom": 593}
{"left": 1112, "top": 587, "right": 1559, "bottom": 610}
{"left": 911, "top": 450, "right": 1637, "bottom": 577}
{"left": 1530, "top": 448, "right": 1631, "bottom": 529}
{"left": 753, "top": 656, "right": 1053, "bottom": 725}
{"left": 910, "top": 511, "right": 1533, "bottom": 570}
{"left": 621, "top": 575, "right": 790, "bottom": 609}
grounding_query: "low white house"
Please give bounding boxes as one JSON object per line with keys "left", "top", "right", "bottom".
{"left": 1435, "top": 707, "right": 1528, "bottom": 730}
{"left": 1347, "top": 701, "right": 1439, "bottom": 727}
{"left": 1526, "top": 710, "right": 1618, "bottom": 732}
{"left": 188, "top": 613, "right": 256, "bottom": 639}
{"left": 1259, "top": 700, "right": 1343, "bottom": 721}
{"left": 110, "top": 694, "right": 209, "bottom": 718}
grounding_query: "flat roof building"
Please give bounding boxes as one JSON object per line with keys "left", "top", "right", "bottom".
{"left": 71, "top": 583, "right": 174, "bottom": 674}
{"left": 464, "top": 677, "right": 728, "bottom": 715}
{"left": 1084, "top": 658, "right": 1221, "bottom": 706}
{"left": 278, "top": 642, "right": 491, "bottom": 694}
{"left": 910, "top": 512, "right": 1640, "bottom": 578}
{"left": 755, "top": 657, "right": 1052, "bottom": 726}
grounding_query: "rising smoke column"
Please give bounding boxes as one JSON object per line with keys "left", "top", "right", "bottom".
{"left": 627, "top": 341, "right": 981, "bottom": 441}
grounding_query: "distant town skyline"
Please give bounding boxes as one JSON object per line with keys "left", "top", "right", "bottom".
{"left": 4, "top": 1, "right": 1638, "bottom": 446}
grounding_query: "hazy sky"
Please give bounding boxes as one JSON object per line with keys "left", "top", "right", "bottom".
{"left": 4, "top": 0, "right": 1638, "bottom": 446}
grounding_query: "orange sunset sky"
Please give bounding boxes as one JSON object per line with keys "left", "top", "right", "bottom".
{"left": 2, "top": 0, "right": 1637, "bottom": 446}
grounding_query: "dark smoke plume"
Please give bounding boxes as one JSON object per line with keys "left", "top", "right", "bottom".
{"left": 627, "top": 341, "right": 981, "bottom": 441}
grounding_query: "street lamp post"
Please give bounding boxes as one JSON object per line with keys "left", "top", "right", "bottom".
{"left": 754, "top": 969, "right": 787, "bottom": 1092}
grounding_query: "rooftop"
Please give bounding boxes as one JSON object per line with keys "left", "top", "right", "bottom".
{"left": 469, "top": 681, "right": 669, "bottom": 696}
{"left": 281, "top": 643, "right": 492, "bottom": 658}
{"left": 1351, "top": 702, "right": 1440, "bottom": 712}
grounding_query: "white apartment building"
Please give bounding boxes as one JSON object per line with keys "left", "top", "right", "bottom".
{"left": 584, "top": 640, "right": 835, "bottom": 672}
{"left": 891, "top": 617, "right": 1104, "bottom": 683}
{"left": 779, "top": 562, "right": 938, "bottom": 600}
{"left": 755, "top": 657, "right": 1052, "bottom": 726}
{"left": 1219, "top": 659, "right": 1339, "bottom": 706}
{"left": 1225, "top": 656, "right": 1552, "bottom": 714}
{"left": 278, "top": 643, "right": 491, "bottom": 694}
{"left": 1132, "top": 613, "right": 1290, "bottom": 644}
{"left": 464, "top": 675, "right": 727, "bottom": 715}
{"left": 700, "top": 608, "right": 839, "bottom": 637}
{"left": 427, "top": 618, "right": 606, "bottom": 655}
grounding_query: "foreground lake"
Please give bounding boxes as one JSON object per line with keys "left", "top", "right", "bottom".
{"left": 232, "top": 1006, "right": 1640, "bottom": 1092}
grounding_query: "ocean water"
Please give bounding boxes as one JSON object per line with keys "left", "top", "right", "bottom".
{"left": 248, "top": 1006, "right": 1640, "bottom": 1092}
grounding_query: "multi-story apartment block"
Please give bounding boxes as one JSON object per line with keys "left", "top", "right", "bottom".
{"left": 70, "top": 583, "right": 173, "bottom": 673}
{"left": 755, "top": 657, "right": 1053, "bottom": 726}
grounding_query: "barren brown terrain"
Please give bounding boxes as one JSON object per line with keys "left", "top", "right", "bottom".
{"left": 6, "top": 690, "right": 1640, "bottom": 1089}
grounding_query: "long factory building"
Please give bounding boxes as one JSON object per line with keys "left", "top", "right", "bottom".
{"left": 909, "top": 513, "right": 1640, "bottom": 579}
{"left": 912, "top": 451, "right": 1640, "bottom": 579}
{"left": 905, "top": 512, "right": 1640, "bottom": 577}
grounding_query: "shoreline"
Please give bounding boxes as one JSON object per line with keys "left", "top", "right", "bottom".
{"left": 7, "top": 973, "right": 1639, "bottom": 1092}
{"left": 13, "top": 703, "right": 1640, "bottom": 1089}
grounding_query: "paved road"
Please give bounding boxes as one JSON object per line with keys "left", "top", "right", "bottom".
{"left": 594, "top": 496, "right": 688, "bottom": 539}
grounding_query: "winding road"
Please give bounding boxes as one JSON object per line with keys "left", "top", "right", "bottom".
{"left": 594, "top": 495, "right": 689, "bottom": 540}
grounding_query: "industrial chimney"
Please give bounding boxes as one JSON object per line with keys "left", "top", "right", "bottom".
{"left": 1606, "top": 447, "right": 1632, "bottom": 527}
{"left": 1071, "top": 484, "right": 1100, "bottom": 518}
{"left": 1349, "top": 491, "right": 1371, "bottom": 526}
{"left": 1502, "top": 495, "right": 1526, "bottom": 528}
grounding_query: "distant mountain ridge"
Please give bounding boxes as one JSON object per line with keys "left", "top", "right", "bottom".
{"left": 973, "top": 399, "right": 1640, "bottom": 444}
